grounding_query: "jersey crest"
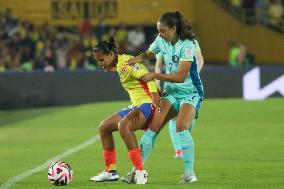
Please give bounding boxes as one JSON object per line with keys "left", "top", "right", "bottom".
{"left": 172, "top": 55, "right": 180, "bottom": 63}
{"left": 121, "top": 66, "right": 128, "bottom": 73}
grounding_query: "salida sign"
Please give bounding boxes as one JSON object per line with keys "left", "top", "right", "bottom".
{"left": 51, "top": 0, "right": 118, "bottom": 20}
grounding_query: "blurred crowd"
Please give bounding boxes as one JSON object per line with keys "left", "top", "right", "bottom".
{"left": 227, "top": 0, "right": 284, "bottom": 30}
{"left": 0, "top": 9, "right": 147, "bottom": 72}
{"left": 228, "top": 41, "right": 255, "bottom": 67}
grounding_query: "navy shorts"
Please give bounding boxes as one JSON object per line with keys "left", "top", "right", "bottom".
{"left": 118, "top": 103, "right": 154, "bottom": 121}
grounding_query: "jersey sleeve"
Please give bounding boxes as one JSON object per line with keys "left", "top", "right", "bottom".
{"left": 149, "top": 36, "right": 160, "bottom": 54}
{"left": 194, "top": 40, "right": 201, "bottom": 51}
{"left": 131, "top": 63, "right": 157, "bottom": 93}
{"left": 180, "top": 40, "right": 194, "bottom": 62}
{"left": 131, "top": 63, "right": 148, "bottom": 79}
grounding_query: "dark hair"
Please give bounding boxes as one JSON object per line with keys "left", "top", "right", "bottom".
{"left": 93, "top": 37, "right": 117, "bottom": 54}
{"left": 159, "top": 11, "right": 195, "bottom": 41}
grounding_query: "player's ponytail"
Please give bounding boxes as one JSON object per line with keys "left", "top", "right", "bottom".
{"left": 159, "top": 11, "right": 195, "bottom": 41}
{"left": 93, "top": 37, "right": 118, "bottom": 55}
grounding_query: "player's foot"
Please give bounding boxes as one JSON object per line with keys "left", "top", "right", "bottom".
{"left": 174, "top": 150, "right": 183, "bottom": 159}
{"left": 179, "top": 173, "right": 197, "bottom": 184}
{"left": 90, "top": 170, "right": 119, "bottom": 182}
{"left": 134, "top": 170, "right": 148, "bottom": 184}
{"left": 121, "top": 169, "right": 135, "bottom": 184}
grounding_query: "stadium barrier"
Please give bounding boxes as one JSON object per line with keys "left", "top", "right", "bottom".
{"left": 0, "top": 66, "right": 283, "bottom": 109}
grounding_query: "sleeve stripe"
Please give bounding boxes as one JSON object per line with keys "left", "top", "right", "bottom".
{"left": 138, "top": 79, "right": 152, "bottom": 100}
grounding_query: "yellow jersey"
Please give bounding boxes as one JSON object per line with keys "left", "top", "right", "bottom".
{"left": 116, "top": 54, "right": 158, "bottom": 106}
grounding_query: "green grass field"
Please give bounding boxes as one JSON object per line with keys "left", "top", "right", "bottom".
{"left": 0, "top": 98, "right": 284, "bottom": 189}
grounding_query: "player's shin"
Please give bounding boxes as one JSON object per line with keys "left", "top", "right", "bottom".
{"left": 177, "top": 130, "right": 194, "bottom": 175}
{"left": 128, "top": 148, "right": 144, "bottom": 170}
{"left": 140, "top": 129, "right": 157, "bottom": 164}
{"left": 103, "top": 149, "right": 116, "bottom": 171}
{"left": 169, "top": 119, "right": 180, "bottom": 151}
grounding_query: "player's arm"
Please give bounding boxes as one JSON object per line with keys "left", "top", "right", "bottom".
{"left": 127, "top": 49, "right": 154, "bottom": 65}
{"left": 143, "top": 61, "right": 191, "bottom": 83}
{"left": 195, "top": 40, "right": 204, "bottom": 73}
{"left": 144, "top": 41, "right": 193, "bottom": 83}
{"left": 131, "top": 64, "right": 161, "bottom": 110}
{"left": 155, "top": 55, "right": 163, "bottom": 90}
{"left": 148, "top": 84, "right": 161, "bottom": 112}
{"left": 127, "top": 36, "right": 160, "bottom": 65}
{"left": 197, "top": 50, "right": 204, "bottom": 73}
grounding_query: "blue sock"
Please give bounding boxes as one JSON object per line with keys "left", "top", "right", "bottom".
{"left": 177, "top": 130, "right": 194, "bottom": 175}
{"left": 168, "top": 120, "right": 180, "bottom": 151}
{"left": 140, "top": 129, "right": 158, "bottom": 165}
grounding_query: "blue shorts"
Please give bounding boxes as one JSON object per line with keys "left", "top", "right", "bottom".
{"left": 162, "top": 92, "right": 203, "bottom": 118}
{"left": 118, "top": 103, "right": 154, "bottom": 121}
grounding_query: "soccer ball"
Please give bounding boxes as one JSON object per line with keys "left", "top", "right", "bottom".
{"left": 48, "top": 161, "right": 73, "bottom": 186}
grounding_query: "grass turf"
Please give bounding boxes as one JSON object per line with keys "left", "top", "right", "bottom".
{"left": 0, "top": 98, "right": 284, "bottom": 189}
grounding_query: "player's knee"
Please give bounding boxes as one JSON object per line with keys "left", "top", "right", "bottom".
{"left": 176, "top": 123, "right": 188, "bottom": 132}
{"left": 118, "top": 118, "right": 130, "bottom": 134}
{"left": 99, "top": 120, "right": 110, "bottom": 135}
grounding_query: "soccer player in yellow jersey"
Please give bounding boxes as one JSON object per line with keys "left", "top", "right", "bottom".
{"left": 89, "top": 37, "right": 160, "bottom": 184}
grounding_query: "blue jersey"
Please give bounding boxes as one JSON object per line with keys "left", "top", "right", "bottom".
{"left": 150, "top": 36, "right": 203, "bottom": 97}
{"left": 156, "top": 39, "right": 202, "bottom": 72}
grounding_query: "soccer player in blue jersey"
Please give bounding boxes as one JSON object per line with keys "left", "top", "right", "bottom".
{"left": 125, "top": 11, "right": 204, "bottom": 183}
{"left": 155, "top": 40, "right": 204, "bottom": 159}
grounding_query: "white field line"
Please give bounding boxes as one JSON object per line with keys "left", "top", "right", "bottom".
{"left": 0, "top": 135, "right": 100, "bottom": 189}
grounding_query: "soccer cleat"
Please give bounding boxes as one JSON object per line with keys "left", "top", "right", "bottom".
{"left": 121, "top": 169, "right": 135, "bottom": 184}
{"left": 134, "top": 170, "right": 148, "bottom": 184}
{"left": 179, "top": 173, "right": 197, "bottom": 184}
{"left": 90, "top": 170, "right": 119, "bottom": 182}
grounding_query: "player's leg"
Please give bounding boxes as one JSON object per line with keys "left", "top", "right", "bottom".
{"left": 118, "top": 109, "right": 146, "bottom": 171}
{"left": 140, "top": 98, "right": 177, "bottom": 164}
{"left": 122, "top": 99, "right": 176, "bottom": 183}
{"left": 176, "top": 104, "right": 196, "bottom": 183}
{"left": 169, "top": 118, "right": 196, "bottom": 158}
{"left": 118, "top": 108, "right": 148, "bottom": 150}
{"left": 119, "top": 104, "right": 152, "bottom": 184}
{"left": 90, "top": 113, "right": 122, "bottom": 182}
{"left": 168, "top": 119, "right": 183, "bottom": 158}
{"left": 176, "top": 95, "right": 202, "bottom": 183}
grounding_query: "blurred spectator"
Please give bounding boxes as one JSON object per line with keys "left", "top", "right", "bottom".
{"left": 255, "top": 0, "right": 270, "bottom": 25}
{"left": 228, "top": 41, "right": 240, "bottom": 67}
{"left": 79, "top": 17, "right": 92, "bottom": 35}
{"left": 228, "top": 42, "right": 254, "bottom": 67}
{"left": 1, "top": 8, "right": 16, "bottom": 26}
{"left": 115, "top": 23, "right": 128, "bottom": 54}
{"left": 230, "top": 0, "right": 242, "bottom": 8}
{"left": 0, "top": 51, "right": 5, "bottom": 72}
{"left": 55, "top": 34, "right": 68, "bottom": 70}
{"left": 96, "top": 18, "right": 108, "bottom": 41}
{"left": 268, "top": 0, "right": 283, "bottom": 26}
{"left": 127, "top": 26, "right": 146, "bottom": 54}
{"left": 241, "top": 0, "right": 257, "bottom": 23}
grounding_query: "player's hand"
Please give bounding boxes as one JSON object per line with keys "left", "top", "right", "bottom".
{"left": 126, "top": 56, "right": 140, "bottom": 66}
{"left": 142, "top": 73, "right": 156, "bottom": 83}
{"left": 151, "top": 93, "right": 161, "bottom": 112}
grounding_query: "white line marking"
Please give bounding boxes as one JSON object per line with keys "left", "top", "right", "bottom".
{"left": 0, "top": 135, "right": 100, "bottom": 189}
